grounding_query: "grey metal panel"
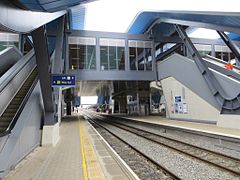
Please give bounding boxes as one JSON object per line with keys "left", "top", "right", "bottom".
{"left": 0, "top": 50, "right": 36, "bottom": 116}
{"left": 0, "top": 0, "right": 66, "bottom": 33}
{"left": 213, "top": 71, "right": 240, "bottom": 98}
{"left": 160, "top": 18, "right": 240, "bottom": 35}
{"left": 0, "top": 47, "right": 22, "bottom": 76}
{"left": 68, "top": 70, "right": 155, "bottom": 81}
{"left": 96, "top": 38, "right": 100, "bottom": 71}
{"left": 52, "top": 16, "right": 65, "bottom": 74}
{"left": 154, "top": 36, "right": 233, "bottom": 46}
{"left": 157, "top": 53, "right": 220, "bottom": 110}
{"left": 128, "top": 11, "right": 240, "bottom": 35}
{"left": 68, "top": 30, "right": 150, "bottom": 41}
{"left": 0, "top": 82, "right": 44, "bottom": 178}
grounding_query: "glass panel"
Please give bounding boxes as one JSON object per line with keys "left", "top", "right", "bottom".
{"left": 117, "top": 47, "right": 125, "bottom": 70}
{"left": 78, "top": 44, "right": 85, "bottom": 69}
{"left": 78, "top": 45, "right": 96, "bottom": 70}
{"left": 100, "top": 38, "right": 125, "bottom": 71}
{"left": 214, "top": 45, "right": 231, "bottom": 62}
{"left": 100, "top": 46, "right": 108, "bottom": 70}
{"left": 129, "top": 47, "right": 137, "bottom": 70}
{"left": 137, "top": 47, "right": 144, "bottom": 70}
{"left": 69, "top": 44, "right": 79, "bottom": 69}
{"left": 87, "top": 45, "right": 96, "bottom": 69}
{"left": 109, "top": 46, "right": 116, "bottom": 70}
{"left": 69, "top": 37, "right": 96, "bottom": 45}
{"left": 145, "top": 48, "right": 152, "bottom": 71}
{"left": 0, "top": 32, "right": 19, "bottom": 52}
{"left": 129, "top": 40, "right": 153, "bottom": 71}
{"left": 194, "top": 44, "right": 211, "bottom": 57}
{"left": 68, "top": 37, "right": 96, "bottom": 70}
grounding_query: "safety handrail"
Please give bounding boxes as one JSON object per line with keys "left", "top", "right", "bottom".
{"left": 203, "top": 59, "right": 240, "bottom": 82}
{"left": 0, "top": 69, "right": 38, "bottom": 137}
{"left": 205, "top": 55, "right": 240, "bottom": 71}
{"left": 0, "top": 49, "right": 34, "bottom": 92}
{"left": 156, "top": 43, "right": 182, "bottom": 62}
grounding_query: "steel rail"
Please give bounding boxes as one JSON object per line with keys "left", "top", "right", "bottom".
{"left": 101, "top": 117, "right": 240, "bottom": 177}
{"left": 89, "top": 118, "right": 181, "bottom": 180}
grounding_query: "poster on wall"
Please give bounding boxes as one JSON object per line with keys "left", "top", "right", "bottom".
{"left": 174, "top": 103, "right": 179, "bottom": 113}
{"left": 178, "top": 103, "right": 183, "bottom": 113}
{"left": 183, "top": 103, "right": 188, "bottom": 114}
{"left": 171, "top": 104, "right": 174, "bottom": 113}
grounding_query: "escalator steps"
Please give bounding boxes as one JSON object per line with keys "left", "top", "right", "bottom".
{"left": 0, "top": 68, "right": 38, "bottom": 133}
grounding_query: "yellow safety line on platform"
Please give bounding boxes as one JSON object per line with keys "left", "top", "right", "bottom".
{"left": 79, "top": 117, "right": 105, "bottom": 180}
{"left": 79, "top": 118, "right": 89, "bottom": 180}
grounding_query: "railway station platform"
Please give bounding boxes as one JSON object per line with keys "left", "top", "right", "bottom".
{"left": 3, "top": 116, "right": 131, "bottom": 180}
{"left": 114, "top": 115, "right": 240, "bottom": 140}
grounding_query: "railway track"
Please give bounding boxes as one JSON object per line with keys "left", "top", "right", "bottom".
{"left": 97, "top": 116, "right": 240, "bottom": 177}
{"left": 89, "top": 118, "right": 181, "bottom": 180}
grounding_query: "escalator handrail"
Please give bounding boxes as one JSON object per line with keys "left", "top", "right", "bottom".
{"left": 0, "top": 72, "right": 38, "bottom": 137}
{"left": 0, "top": 49, "right": 35, "bottom": 92}
{"left": 205, "top": 55, "right": 240, "bottom": 71}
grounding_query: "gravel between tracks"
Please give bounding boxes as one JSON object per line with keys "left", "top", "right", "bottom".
{"left": 98, "top": 121, "right": 239, "bottom": 180}
{"left": 113, "top": 118, "right": 240, "bottom": 160}
{"left": 92, "top": 123, "right": 176, "bottom": 180}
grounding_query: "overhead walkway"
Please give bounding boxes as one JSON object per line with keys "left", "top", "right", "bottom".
{"left": 0, "top": 50, "right": 44, "bottom": 178}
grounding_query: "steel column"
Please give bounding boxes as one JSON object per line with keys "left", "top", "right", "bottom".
{"left": 32, "top": 26, "right": 55, "bottom": 124}
{"left": 217, "top": 31, "right": 240, "bottom": 64}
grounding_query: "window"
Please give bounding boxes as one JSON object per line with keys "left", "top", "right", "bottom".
{"left": 69, "top": 37, "right": 96, "bottom": 70}
{"left": 128, "top": 40, "right": 152, "bottom": 71}
{"left": 194, "top": 44, "right": 211, "bottom": 57}
{"left": 0, "top": 32, "right": 19, "bottom": 52}
{"left": 100, "top": 38, "right": 125, "bottom": 70}
{"left": 214, "top": 45, "right": 233, "bottom": 62}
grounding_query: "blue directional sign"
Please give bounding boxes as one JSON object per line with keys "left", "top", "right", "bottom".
{"left": 175, "top": 96, "right": 182, "bottom": 103}
{"left": 52, "top": 74, "right": 76, "bottom": 87}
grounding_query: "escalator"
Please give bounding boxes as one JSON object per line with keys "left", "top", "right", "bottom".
{"left": 0, "top": 68, "right": 38, "bottom": 134}
{"left": 157, "top": 53, "right": 240, "bottom": 113}
{"left": 0, "top": 49, "right": 43, "bottom": 178}
{"left": 203, "top": 55, "right": 240, "bottom": 81}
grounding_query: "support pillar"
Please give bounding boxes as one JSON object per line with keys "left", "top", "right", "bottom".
{"left": 114, "top": 95, "right": 127, "bottom": 114}
{"left": 32, "top": 26, "right": 58, "bottom": 146}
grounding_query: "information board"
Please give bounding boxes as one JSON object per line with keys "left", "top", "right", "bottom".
{"left": 52, "top": 74, "right": 76, "bottom": 87}
{"left": 183, "top": 103, "right": 188, "bottom": 114}
{"left": 175, "top": 96, "right": 182, "bottom": 103}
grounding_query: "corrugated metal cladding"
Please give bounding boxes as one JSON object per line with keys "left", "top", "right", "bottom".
{"left": 70, "top": 7, "right": 86, "bottom": 30}
{"left": 128, "top": 11, "right": 240, "bottom": 34}
{"left": 11, "top": 0, "right": 90, "bottom": 12}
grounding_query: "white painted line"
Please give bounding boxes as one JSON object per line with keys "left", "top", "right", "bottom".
{"left": 88, "top": 121, "right": 140, "bottom": 180}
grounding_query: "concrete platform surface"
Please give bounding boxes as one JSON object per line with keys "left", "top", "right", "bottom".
{"left": 4, "top": 116, "right": 130, "bottom": 180}
{"left": 115, "top": 115, "right": 240, "bottom": 139}
{"left": 4, "top": 117, "right": 83, "bottom": 180}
